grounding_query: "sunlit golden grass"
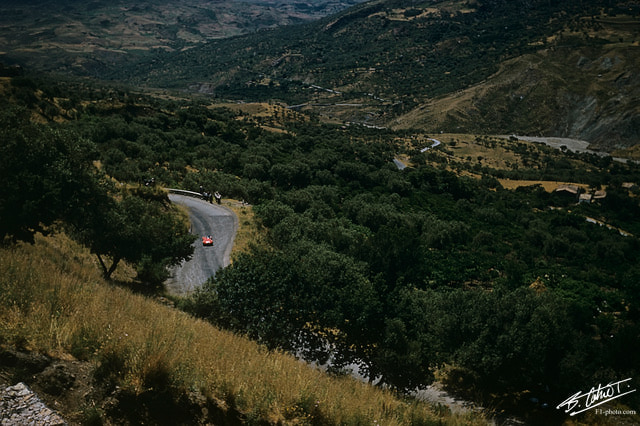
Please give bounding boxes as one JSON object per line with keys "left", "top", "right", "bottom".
{"left": 498, "top": 179, "right": 591, "bottom": 192}
{"left": 223, "top": 199, "right": 266, "bottom": 261}
{"left": 0, "top": 232, "right": 485, "bottom": 424}
{"left": 425, "top": 134, "right": 522, "bottom": 170}
{"left": 612, "top": 144, "right": 640, "bottom": 161}
{"left": 402, "top": 134, "right": 604, "bottom": 193}
{"left": 398, "top": 133, "right": 522, "bottom": 170}
{"left": 208, "top": 102, "right": 307, "bottom": 126}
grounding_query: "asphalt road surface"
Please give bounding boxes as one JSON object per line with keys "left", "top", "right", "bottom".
{"left": 165, "top": 194, "right": 238, "bottom": 296}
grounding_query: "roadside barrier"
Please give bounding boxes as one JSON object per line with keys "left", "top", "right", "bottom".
{"left": 167, "top": 188, "right": 208, "bottom": 199}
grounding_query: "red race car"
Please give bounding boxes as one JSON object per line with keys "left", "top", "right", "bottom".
{"left": 202, "top": 235, "right": 213, "bottom": 246}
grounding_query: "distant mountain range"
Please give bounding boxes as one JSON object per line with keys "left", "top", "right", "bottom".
{"left": 0, "top": 0, "right": 366, "bottom": 74}
{"left": 1, "top": 0, "right": 639, "bottom": 150}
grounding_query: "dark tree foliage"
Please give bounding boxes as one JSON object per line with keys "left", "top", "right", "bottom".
{"left": 0, "top": 91, "right": 195, "bottom": 286}
{"left": 180, "top": 117, "right": 640, "bottom": 403}
{"left": 0, "top": 107, "right": 104, "bottom": 243}
{"left": 151, "top": 107, "right": 639, "bottom": 401}
{"left": 5, "top": 73, "right": 640, "bottom": 409}
{"left": 74, "top": 187, "right": 196, "bottom": 284}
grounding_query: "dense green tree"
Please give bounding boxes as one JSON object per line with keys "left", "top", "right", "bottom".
{"left": 253, "top": 200, "right": 295, "bottom": 228}
{"left": 0, "top": 107, "right": 105, "bottom": 243}
{"left": 76, "top": 187, "right": 195, "bottom": 283}
{"left": 6, "top": 71, "right": 640, "bottom": 408}
{"left": 188, "top": 249, "right": 306, "bottom": 351}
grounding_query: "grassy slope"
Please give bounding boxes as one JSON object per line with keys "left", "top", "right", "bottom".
{"left": 0, "top": 232, "right": 485, "bottom": 425}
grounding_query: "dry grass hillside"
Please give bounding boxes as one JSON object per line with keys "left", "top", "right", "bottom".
{"left": 0, "top": 232, "right": 486, "bottom": 425}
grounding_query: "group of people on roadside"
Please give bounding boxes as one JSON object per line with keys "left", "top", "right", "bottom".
{"left": 199, "top": 185, "right": 222, "bottom": 204}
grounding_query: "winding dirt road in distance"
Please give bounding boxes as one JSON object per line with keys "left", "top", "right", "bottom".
{"left": 165, "top": 194, "right": 238, "bottom": 296}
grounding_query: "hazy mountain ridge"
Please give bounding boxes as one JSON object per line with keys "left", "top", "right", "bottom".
{"left": 1, "top": 0, "right": 638, "bottom": 149}
{"left": 124, "top": 0, "right": 640, "bottom": 149}
{"left": 0, "top": 0, "right": 366, "bottom": 76}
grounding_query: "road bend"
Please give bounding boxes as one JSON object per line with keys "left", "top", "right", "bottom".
{"left": 165, "top": 194, "right": 238, "bottom": 296}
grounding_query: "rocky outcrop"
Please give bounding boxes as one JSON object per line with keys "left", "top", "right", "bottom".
{"left": 0, "top": 347, "right": 244, "bottom": 425}
{"left": 0, "top": 382, "right": 66, "bottom": 425}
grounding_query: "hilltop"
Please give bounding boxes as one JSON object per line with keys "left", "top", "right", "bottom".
{"left": 391, "top": 26, "right": 640, "bottom": 151}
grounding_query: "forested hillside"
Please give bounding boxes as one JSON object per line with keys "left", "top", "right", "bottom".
{"left": 2, "top": 1, "right": 638, "bottom": 147}
{"left": 2, "top": 71, "right": 639, "bottom": 422}
{"left": 123, "top": 0, "right": 640, "bottom": 148}
{"left": 0, "top": 0, "right": 366, "bottom": 76}
{"left": 2, "top": 0, "right": 640, "bottom": 421}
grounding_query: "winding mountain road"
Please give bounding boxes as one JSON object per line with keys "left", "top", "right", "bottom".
{"left": 164, "top": 193, "right": 238, "bottom": 296}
